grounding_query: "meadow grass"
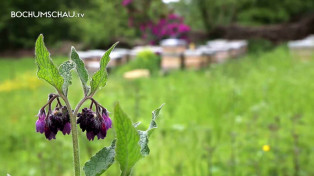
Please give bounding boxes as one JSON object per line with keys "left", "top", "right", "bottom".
{"left": 0, "top": 46, "right": 314, "bottom": 176}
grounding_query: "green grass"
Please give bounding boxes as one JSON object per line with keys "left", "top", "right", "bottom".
{"left": 1, "top": 46, "right": 314, "bottom": 176}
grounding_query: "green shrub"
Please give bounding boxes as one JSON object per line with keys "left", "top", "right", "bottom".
{"left": 116, "top": 50, "right": 161, "bottom": 75}
{"left": 248, "top": 38, "right": 275, "bottom": 54}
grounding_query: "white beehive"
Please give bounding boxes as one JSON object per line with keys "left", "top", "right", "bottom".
{"left": 288, "top": 36, "right": 314, "bottom": 61}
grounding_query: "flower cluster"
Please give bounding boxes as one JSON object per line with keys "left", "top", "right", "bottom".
{"left": 122, "top": 0, "right": 190, "bottom": 44}
{"left": 139, "top": 13, "right": 190, "bottom": 44}
{"left": 36, "top": 95, "right": 112, "bottom": 141}
{"left": 77, "top": 100, "right": 112, "bottom": 141}
{"left": 122, "top": 0, "right": 132, "bottom": 6}
{"left": 36, "top": 94, "right": 71, "bottom": 140}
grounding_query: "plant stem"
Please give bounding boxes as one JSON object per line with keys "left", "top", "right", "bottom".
{"left": 59, "top": 92, "right": 94, "bottom": 176}
{"left": 59, "top": 93, "right": 81, "bottom": 176}
{"left": 74, "top": 96, "right": 90, "bottom": 116}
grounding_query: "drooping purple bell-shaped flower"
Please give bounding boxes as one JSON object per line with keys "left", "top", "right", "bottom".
{"left": 102, "top": 108, "right": 112, "bottom": 130}
{"left": 62, "top": 122, "right": 71, "bottom": 135}
{"left": 96, "top": 117, "right": 107, "bottom": 140}
{"left": 44, "top": 124, "right": 57, "bottom": 140}
{"left": 77, "top": 107, "right": 112, "bottom": 141}
{"left": 36, "top": 109, "right": 46, "bottom": 134}
{"left": 36, "top": 105, "right": 71, "bottom": 140}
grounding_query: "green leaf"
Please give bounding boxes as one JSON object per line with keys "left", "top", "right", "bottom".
{"left": 83, "top": 140, "right": 116, "bottom": 176}
{"left": 35, "top": 34, "right": 64, "bottom": 91}
{"left": 138, "top": 104, "right": 164, "bottom": 156}
{"left": 114, "top": 103, "right": 142, "bottom": 176}
{"left": 70, "top": 47, "right": 90, "bottom": 96}
{"left": 90, "top": 42, "right": 118, "bottom": 95}
{"left": 58, "top": 61, "right": 75, "bottom": 96}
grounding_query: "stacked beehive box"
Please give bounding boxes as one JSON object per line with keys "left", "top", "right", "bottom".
{"left": 160, "top": 39, "right": 187, "bottom": 71}
{"left": 114, "top": 48, "right": 130, "bottom": 64}
{"left": 77, "top": 48, "right": 130, "bottom": 72}
{"left": 106, "top": 48, "right": 130, "bottom": 68}
{"left": 77, "top": 50, "right": 105, "bottom": 72}
{"left": 206, "top": 40, "right": 231, "bottom": 63}
{"left": 288, "top": 35, "right": 314, "bottom": 61}
{"left": 183, "top": 49, "right": 207, "bottom": 69}
{"left": 196, "top": 46, "right": 213, "bottom": 65}
{"left": 228, "top": 40, "right": 247, "bottom": 58}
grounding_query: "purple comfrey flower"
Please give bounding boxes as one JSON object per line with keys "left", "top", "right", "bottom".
{"left": 96, "top": 117, "right": 107, "bottom": 140}
{"left": 36, "top": 109, "right": 46, "bottom": 133}
{"left": 36, "top": 106, "right": 71, "bottom": 140}
{"left": 44, "top": 124, "right": 57, "bottom": 140}
{"left": 86, "top": 131, "right": 95, "bottom": 141}
{"left": 77, "top": 108, "right": 94, "bottom": 132}
{"left": 102, "top": 108, "right": 112, "bottom": 130}
{"left": 62, "top": 122, "right": 71, "bottom": 135}
{"left": 77, "top": 107, "right": 111, "bottom": 141}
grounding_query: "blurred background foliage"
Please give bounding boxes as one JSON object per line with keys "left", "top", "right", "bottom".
{"left": 1, "top": 0, "right": 314, "bottom": 175}
{"left": 0, "top": 0, "right": 132, "bottom": 49}
{"left": 173, "top": 0, "right": 314, "bottom": 31}
{"left": 1, "top": 47, "right": 314, "bottom": 175}
{"left": 0, "top": 0, "right": 313, "bottom": 51}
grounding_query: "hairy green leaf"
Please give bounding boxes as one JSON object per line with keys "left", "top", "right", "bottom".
{"left": 114, "top": 103, "right": 142, "bottom": 176}
{"left": 35, "top": 34, "right": 64, "bottom": 91}
{"left": 90, "top": 42, "right": 118, "bottom": 95}
{"left": 70, "top": 47, "right": 90, "bottom": 95}
{"left": 84, "top": 140, "right": 116, "bottom": 176}
{"left": 138, "top": 104, "right": 164, "bottom": 156}
{"left": 58, "top": 61, "right": 75, "bottom": 96}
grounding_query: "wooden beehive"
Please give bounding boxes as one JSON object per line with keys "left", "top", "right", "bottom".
{"left": 290, "top": 47, "right": 314, "bottom": 61}
{"left": 162, "top": 46, "right": 187, "bottom": 54}
{"left": 161, "top": 39, "right": 187, "bottom": 55}
{"left": 161, "top": 54, "right": 183, "bottom": 70}
{"left": 197, "top": 46, "right": 215, "bottom": 66}
{"left": 78, "top": 49, "right": 130, "bottom": 72}
{"left": 211, "top": 48, "right": 230, "bottom": 63}
{"left": 160, "top": 39, "right": 187, "bottom": 70}
{"left": 288, "top": 37, "right": 314, "bottom": 61}
{"left": 184, "top": 50, "right": 207, "bottom": 69}
{"left": 228, "top": 42, "right": 243, "bottom": 58}
{"left": 77, "top": 50, "right": 104, "bottom": 72}
{"left": 115, "top": 48, "right": 130, "bottom": 64}
{"left": 237, "top": 40, "right": 248, "bottom": 57}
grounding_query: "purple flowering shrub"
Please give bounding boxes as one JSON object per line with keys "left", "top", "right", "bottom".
{"left": 122, "top": 0, "right": 132, "bottom": 6}
{"left": 34, "top": 34, "right": 164, "bottom": 176}
{"left": 122, "top": 0, "right": 190, "bottom": 44}
{"left": 139, "top": 13, "right": 190, "bottom": 44}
